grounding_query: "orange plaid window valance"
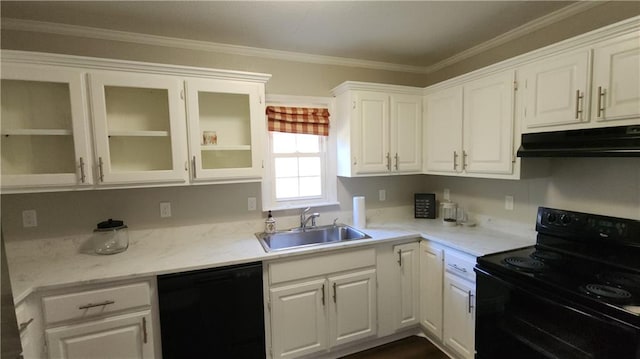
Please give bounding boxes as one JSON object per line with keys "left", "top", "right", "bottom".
{"left": 266, "top": 106, "right": 330, "bottom": 136}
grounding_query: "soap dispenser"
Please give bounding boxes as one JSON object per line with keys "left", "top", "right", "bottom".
{"left": 265, "top": 211, "right": 276, "bottom": 234}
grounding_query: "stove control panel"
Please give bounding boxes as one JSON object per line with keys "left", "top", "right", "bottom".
{"left": 536, "top": 207, "right": 640, "bottom": 245}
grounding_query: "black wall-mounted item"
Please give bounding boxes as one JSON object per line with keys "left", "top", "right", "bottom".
{"left": 517, "top": 125, "right": 640, "bottom": 157}
{"left": 414, "top": 193, "right": 436, "bottom": 219}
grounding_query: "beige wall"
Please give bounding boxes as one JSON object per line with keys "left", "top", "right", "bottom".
{"left": 1, "top": 7, "right": 639, "bottom": 241}
{"left": 425, "top": 1, "right": 640, "bottom": 85}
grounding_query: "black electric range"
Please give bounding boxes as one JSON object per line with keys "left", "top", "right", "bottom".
{"left": 475, "top": 207, "right": 640, "bottom": 359}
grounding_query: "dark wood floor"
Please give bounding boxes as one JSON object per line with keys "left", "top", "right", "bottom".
{"left": 341, "top": 336, "right": 449, "bottom": 359}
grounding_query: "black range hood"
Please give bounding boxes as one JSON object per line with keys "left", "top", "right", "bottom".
{"left": 517, "top": 125, "right": 640, "bottom": 157}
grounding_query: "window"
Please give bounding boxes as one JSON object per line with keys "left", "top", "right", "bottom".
{"left": 262, "top": 95, "right": 337, "bottom": 211}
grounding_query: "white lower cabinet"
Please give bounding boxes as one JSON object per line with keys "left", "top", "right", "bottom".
{"left": 420, "top": 240, "right": 476, "bottom": 359}
{"left": 40, "top": 279, "right": 159, "bottom": 359}
{"left": 267, "top": 248, "right": 377, "bottom": 358}
{"left": 45, "top": 310, "right": 154, "bottom": 359}
{"left": 270, "top": 278, "right": 328, "bottom": 358}
{"left": 419, "top": 241, "right": 444, "bottom": 339}
{"left": 443, "top": 273, "right": 475, "bottom": 359}
{"left": 393, "top": 242, "right": 420, "bottom": 330}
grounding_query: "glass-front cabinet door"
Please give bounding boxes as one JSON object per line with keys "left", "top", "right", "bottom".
{"left": 185, "top": 79, "right": 265, "bottom": 181}
{"left": 89, "top": 72, "right": 188, "bottom": 185}
{"left": 1, "top": 65, "right": 93, "bottom": 189}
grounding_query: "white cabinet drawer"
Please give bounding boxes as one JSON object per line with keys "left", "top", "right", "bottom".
{"left": 42, "top": 282, "right": 151, "bottom": 325}
{"left": 444, "top": 250, "right": 476, "bottom": 283}
{"left": 269, "top": 248, "right": 375, "bottom": 284}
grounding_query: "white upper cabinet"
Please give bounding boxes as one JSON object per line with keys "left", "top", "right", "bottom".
{"left": 520, "top": 30, "right": 640, "bottom": 133}
{"left": 89, "top": 71, "right": 188, "bottom": 185}
{"left": 185, "top": 78, "right": 265, "bottom": 182}
{"left": 592, "top": 32, "right": 640, "bottom": 123}
{"left": 0, "top": 51, "right": 270, "bottom": 192}
{"left": 333, "top": 82, "right": 422, "bottom": 177}
{"left": 463, "top": 71, "right": 515, "bottom": 175}
{"left": 390, "top": 94, "right": 423, "bottom": 173}
{"left": 424, "top": 86, "right": 463, "bottom": 173}
{"left": 1, "top": 64, "right": 93, "bottom": 189}
{"left": 520, "top": 50, "right": 591, "bottom": 129}
{"left": 424, "top": 70, "right": 516, "bottom": 177}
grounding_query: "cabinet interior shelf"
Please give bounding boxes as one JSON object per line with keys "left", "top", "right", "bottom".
{"left": 1, "top": 129, "right": 73, "bottom": 136}
{"left": 200, "top": 145, "right": 251, "bottom": 151}
{"left": 108, "top": 130, "right": 169, "bottom": 137}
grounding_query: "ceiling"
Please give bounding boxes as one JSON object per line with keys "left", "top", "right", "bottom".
{"left": 2, "top": 1, "right": 579, "bottom": 71}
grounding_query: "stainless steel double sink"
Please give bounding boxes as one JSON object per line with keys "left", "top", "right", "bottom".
{"left": 256, "top": 224, "right": 371, "bottom": 252}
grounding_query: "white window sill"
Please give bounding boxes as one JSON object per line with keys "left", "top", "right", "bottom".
{"left": 264, "top": 201, "right": 340, "bottom": 213}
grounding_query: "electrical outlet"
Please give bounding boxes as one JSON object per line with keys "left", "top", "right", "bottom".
{"left": 444, "top": 189, "right": 450, "bottom": 201}
{"left": 248, "top": 197, "right": 257, "bottom": 211}
{"left": 22, "top": 209, "right": 37, "bottom": 228}
{"left": 505, "top": 195, "right": 514, "bottom": 210}
{"left": 160, "top": 202, "right": 172, "bottom": 218}
{"left": 379, "top": 189, "right": 386, "bottom": 201}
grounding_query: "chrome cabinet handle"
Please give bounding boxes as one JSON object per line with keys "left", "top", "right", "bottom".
{"left": 78, "top": 300, "right": 115, "bottom": 310}
{"left": 19, "top": 318, "right": 34, "bottom": 333}
{"left": 98, "top": 157, "right": 105, "bottom": 182}
{"left": 333, "top": 282, "right": 337, "bottom": 303}
{"left": 575, "top": 90, "right": 584, "bottom": 120}
{"left": 394, "top": 153, "right": 399, "bottom": 171}
{"left": 192, "top": 155, "right": 197, "bottom": 178}
{"left": 597, "top": 86, "right": 606, "bottom": 118}
{"left": 142, "top": 317, "right": 148, "bottom": 344}
{"left": 462, "top": 151, "right": 468, "bottom": 170}
{"left": 453, "top": 151, "right": 458, "bottom": 170}
{"left": 79, "top": 157, "right": 86, "bottom": 183}
{"left": 468, "top": 291, "right": 474, "bottom": 313}
{"left": 386, "top": 153, "right": 391, "bottom": 171}
{"left": 448, "top": 263, "right": 468, "bottom": 273}
{"left": 397, "top": 249, "right": 402, "bottom": 267}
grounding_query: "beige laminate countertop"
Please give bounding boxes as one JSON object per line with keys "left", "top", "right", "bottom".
{"left": 5, "top": 210, "right": 536, "bottom": 303}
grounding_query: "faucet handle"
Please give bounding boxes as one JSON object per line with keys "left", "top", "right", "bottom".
{"left": 302, "top": 206, "right": 311, "bottom": 214}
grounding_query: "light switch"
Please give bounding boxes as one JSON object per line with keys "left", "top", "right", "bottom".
{"left": 379, "top": 189, "right": 386, "bottom": 201}
{"left": 444, "top": 189, "right": 450, "bottom": 201}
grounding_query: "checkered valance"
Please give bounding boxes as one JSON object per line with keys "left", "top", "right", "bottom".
{"left": 266, "top": 106, "right": 330, "bottom": 136}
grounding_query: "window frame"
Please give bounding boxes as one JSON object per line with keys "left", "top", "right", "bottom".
{"left": 262, "top": 95, "right": 338, "bottom": 211}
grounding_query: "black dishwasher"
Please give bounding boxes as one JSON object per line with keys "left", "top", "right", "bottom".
{"left": 158, "top": 262, "right": 265, "bottom": 358}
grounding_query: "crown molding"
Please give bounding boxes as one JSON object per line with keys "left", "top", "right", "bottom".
{"left": 423, "top": 1, "right": 601, "bottom": 74}
{"left": 1, "top": 18, "right": 428, "bottom": 74}
{"left": 0, "top": 2, "right": 606, "bottom": 76}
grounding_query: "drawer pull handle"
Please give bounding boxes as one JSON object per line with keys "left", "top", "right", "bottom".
{"left": 468, "top": 291, "right": 474, "bottom": 313}
{"left": 142, "top": 317, "right": 148, "bottom": 344}
{"left": 78, "top": 300, "right": 115, "bottom": 310}
{"left": 19, "top": 318, "right": 34, "bottom": 333}
{"left": 333, "top": 282, "right": 337, "bottom": 303}
{"left": 448, "top": 263, "right": 468, "bottom": 273}
{"left": 397, "top": 249, "right": 402, "bottom": 267}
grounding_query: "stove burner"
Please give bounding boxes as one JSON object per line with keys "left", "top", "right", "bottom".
{"left": 597, "top": 272, "right": 640, "bottom": 291}
{"left": 503, "top": 256, "right": 546, "bottom": 272}
{"left": 530, "top": 250, "right": 562, "bottom": 262}
{"left": 581, "top": 284, "right": 633, "bottom": 303}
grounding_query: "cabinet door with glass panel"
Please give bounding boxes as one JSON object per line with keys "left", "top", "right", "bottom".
{"left": 1, "top": 64, "right": 93, "bottom": 190}
{"left": 185, "top": 79, "right": 265, "bottom": 181}
{"left": 89, "top": 72, "right": 188, "bottom": 185}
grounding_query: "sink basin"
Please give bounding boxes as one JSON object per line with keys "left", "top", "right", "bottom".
{"left": 256, "top": 224, "right": 371, "bottom": 252}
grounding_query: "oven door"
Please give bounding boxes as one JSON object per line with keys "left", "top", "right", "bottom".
{"left": 475, "top": 267, "right": 640, "bottom": 359}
